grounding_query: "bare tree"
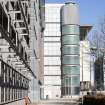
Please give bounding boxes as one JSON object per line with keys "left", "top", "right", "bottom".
{"left": 100, "top": 15, "right": 105, "bottom": 36}
{"left": 90, "top": 15, "right": 105, "bottom": 50}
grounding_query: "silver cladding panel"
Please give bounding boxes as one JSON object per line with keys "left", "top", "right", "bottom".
{"left": 61, "top": 3, "right": 79, "bottom": 25}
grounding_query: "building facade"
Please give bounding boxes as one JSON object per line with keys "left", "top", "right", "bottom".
{"left": 80, "top": 41, "right": 91, "bottom": 92}
{"left": 80, "top": 26, "right": 92, "bottom": 93}
{"left": 61, "top": 2, "right": 80, "bottom": 97}
{"left": 44, "top": 4, "right": 63, "bottom": 99}
{"left": 29, "top": 0, "right": 45, "bottom": 101}
{"left": 44, "top": 3, "right": 92, "bottom": 99}
{"left": 0, "top": 0, "right": 45, "bottom": 104}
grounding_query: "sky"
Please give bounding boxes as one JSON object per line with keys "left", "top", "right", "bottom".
{"left": 46, "top": 0, "right": 105, "bottom": 26}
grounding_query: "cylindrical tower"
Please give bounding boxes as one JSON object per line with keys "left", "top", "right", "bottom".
{"left": 61, "top": 2, "right": 80, "bottom": 97}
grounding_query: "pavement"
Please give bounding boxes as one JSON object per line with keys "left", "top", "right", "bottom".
{"left": 29, "top": 99, "right": 82, "bottom": 105}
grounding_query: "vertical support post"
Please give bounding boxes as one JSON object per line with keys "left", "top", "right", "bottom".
{"left": 16, "top": 31, "right": 18, "bottom": 46}
{"left": 81, "top": 43, "right": 84, "bottom": 105}
{"left": 0, "top": 60, "right": 1, "bottom": 103}
{"left": 90, "top": 50, "right": 91, "bottom": 91}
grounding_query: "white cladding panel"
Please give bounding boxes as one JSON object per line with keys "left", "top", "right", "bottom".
{"left": 61, "top": 3, "right": 79, "bottom": 25}
{"left": 80, "top": 41, "right": 91, "bottom": 82}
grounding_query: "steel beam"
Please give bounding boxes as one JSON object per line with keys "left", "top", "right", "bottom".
{"left": 18, "top": 33, "right": 28, "bottom": 36}
{"left": 18, "top": 0, "right": 29, "bottom": 34}
{"left": 13, "top": 20, "right": 24, "bottom": 23}
{"left": 16, "top": 27, "right": 26, "bottom": 30}
{"left": 0, "top": 25, "right": 36, "bottom": 79}
{"left": 8, "top": 10, "right": 21, "bottom": 14}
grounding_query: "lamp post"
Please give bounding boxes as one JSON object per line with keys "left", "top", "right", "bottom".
{"left": 81, "top": 43, "right": 84, "bottom": 105}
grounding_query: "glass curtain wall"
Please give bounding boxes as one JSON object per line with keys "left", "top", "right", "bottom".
{"left": 61, "top": 25, "right": 80, "bottom": 95}
{"left": 61, "top": 3, "right": 80, "bottom": 96}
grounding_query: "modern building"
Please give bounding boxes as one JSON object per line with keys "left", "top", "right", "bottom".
{"left": 44, "top": 4, "right": 63, "bottom": 99}
{"left": 29, "top": 0, "right": 45, "bottom": 101}
{"left": 44, "top": 3, "right": 92, "bottom": 99}
{"left": 61, "top": 2, "right": 80, "bottom": 97}
{"left": 80, "top": 41, "right": 91, "bottom": 91}
{"left": 80, "top": 26, "right": 93, "bottom": 93}
{"left": 0, "top": 0, "right": 45, "bottom": 104}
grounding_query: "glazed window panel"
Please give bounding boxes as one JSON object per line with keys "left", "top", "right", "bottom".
{"left": 62, "top": 25, "right": 79, "bottom": 35}
{"left": 0, "top": 60, "right": 29, "bottom": 103}
{"left": 62, "top": 56, "right": 80, "bottom": 65}
{"left": 1, "top": 87, "right": 4, "bottom": 103}
{"left": 62, "top": 46, "right": 79, "bottom": 55}
{"left": 63, "top": 66, "right": 80, "bottom": 74}
{"left": 71, "top": 76, "right": 80, "bottom": 86}
{"left": 71, "top": 87, "right": 80, "bottom": 95}
{"left": 63, "top": 77, "right": 71, "bottom": 86}
{"left": 62, "top": 35, "right": 79, "bottom": 45}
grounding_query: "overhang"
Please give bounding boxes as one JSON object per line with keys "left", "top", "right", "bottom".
{"left": 80, "top": 25, "right": 92, "bottom": 41}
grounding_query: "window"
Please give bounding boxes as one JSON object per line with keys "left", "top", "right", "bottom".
{"left": 62, "top": 25, "right": 79, "bottom": 35}
{"left": 62, "top": 45, "right": 79, "bottom": 55}
{"left": 1, "top": 87, "right": 4, "bottom": 102}
{"left": 71, "top": 76, "right": 80, "bottom": 86}
{"left": 63, "top": 66, "right": 80, "bottom": 74}
{"left": 62, "top": 55, "right": 80, "bottom": 65}
{"left": 72, "top": 87, "right": 80, "bottom": 95}
{"left": 0, "top": 4, "right": 8, "bottom": 31}
{"left": 0, "top": 61, "right": 29, "bottom": 102}
{"left": 8, "top": 88, "right": 10, "bottom": 101}
{"left": 64, "top": 77, "right": 71, "bottom": 86}
{"left": 62, "top": 35, "right": 79, "bottom": 45}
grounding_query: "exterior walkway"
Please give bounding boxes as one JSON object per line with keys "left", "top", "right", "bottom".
{"left": 29, "top": 99, "right": 81, "bottom": 105}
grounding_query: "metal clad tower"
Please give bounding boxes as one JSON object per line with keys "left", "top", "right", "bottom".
{"left": 61, "top": 2, "right": 80, "bottom": 97}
